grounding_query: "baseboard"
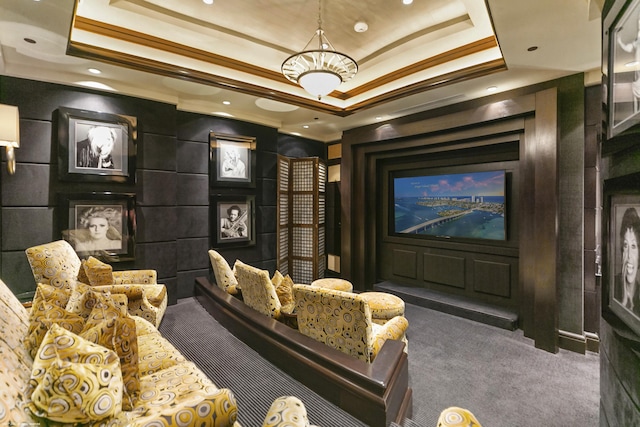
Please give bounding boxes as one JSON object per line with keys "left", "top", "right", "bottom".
{"left": 558, "top": 330, "right": 600, "bottom": 354}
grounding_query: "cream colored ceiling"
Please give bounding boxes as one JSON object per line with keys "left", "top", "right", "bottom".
{"left": 0, "top": 0, "right": 602, "bottom": 142}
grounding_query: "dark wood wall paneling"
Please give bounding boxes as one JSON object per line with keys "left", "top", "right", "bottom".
{"left": 0, "top": 76, "right": 325, "bottom": 303}
{"left": 341, "top": 75, "right": 587, "bottom": 352}
{"left": 377, "top": 139, "right": 521, "bottom": 311}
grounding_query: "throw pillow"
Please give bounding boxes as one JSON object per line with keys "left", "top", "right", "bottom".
{"left": 65, "top": 282, "right": 102, "bottom": 319}
{"left": 82, "top": 256, "right": 114, "bottom": 287}
{"left": 77, "top": 260, "right": 90, "bottom": 285}
{"left": 26, "top": 324, "right": 123, "bottom": 423}
{"left": 26, "top": 283, "right": 84, "bottom": 359}
{"left": 275, "top": 274, "right": 295, "bottom": 314}
{"left": 271, "top": 270, "right": 284, "bottom": 288}
{"left": 81, "top": 294, "right": 139, "bottom": 411}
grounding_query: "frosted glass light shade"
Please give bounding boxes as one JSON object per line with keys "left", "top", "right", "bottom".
{"left": 299, "top": 71, "right": 341, "bottom": 98}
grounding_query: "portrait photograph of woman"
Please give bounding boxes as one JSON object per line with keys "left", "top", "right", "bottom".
{"left": 73, "top": 205, "right": 124, "bottom": 254}
{"left": 59, "top": 193, "right": 136, "bottom": 262}
{"left": 610, "top": 200, "right": 640, "bottom": 335}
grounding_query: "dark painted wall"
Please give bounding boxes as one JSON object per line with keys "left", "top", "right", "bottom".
{"left": 0, "top": 76, "right": 325, "bottom": 304}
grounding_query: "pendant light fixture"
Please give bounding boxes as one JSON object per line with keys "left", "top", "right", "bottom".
{"left": 281, "top": 0, "right": 357, "bottom": 99}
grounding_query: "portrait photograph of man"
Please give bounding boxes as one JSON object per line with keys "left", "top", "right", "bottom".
{"left": 74, "top": 122, "right": 124, "bottom": 171}
{"left": 219, "top": 203, "right": 249, "bottom": 240}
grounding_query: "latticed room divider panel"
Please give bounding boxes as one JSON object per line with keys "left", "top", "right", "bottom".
{"left": 277, "top": 155, "right": 326, "bottom": 284}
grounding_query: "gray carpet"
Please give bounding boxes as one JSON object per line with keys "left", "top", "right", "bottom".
{"left": 159, "top": 298, "right": 367, "bottom": 427}
{"left": 160, "top": 298, "right": 600, "bottom": 427}
{"left": 403, "top": 303, "right": 600, "bottom": 427}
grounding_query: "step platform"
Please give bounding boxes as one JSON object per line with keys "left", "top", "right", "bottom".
{"left": 374, "top": 281, "right": 518, "bottom": 331}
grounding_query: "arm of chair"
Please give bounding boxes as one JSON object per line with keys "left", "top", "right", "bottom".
{"left": 92, "top": 283, "right": 168, "bottom": 327}
{"left": 113, "top": 269, "right": 157, "bottom": 284}
{"left": 370, "top": 315, "right": 409, "bottom": 361}
{"left": 262, "top": 396, "right": 313, "bottom": 427}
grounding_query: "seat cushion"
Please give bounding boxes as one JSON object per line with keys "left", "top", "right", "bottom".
{"left": 310, "top": 278, "right": 353, "bottom": 293}
{"left": 359, "top": 292, "right": 405, "bottom": 323}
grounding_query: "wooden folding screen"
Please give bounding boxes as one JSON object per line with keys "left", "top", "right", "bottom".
{"left": 277, "top": 155, "right": 326, "bottom": 283}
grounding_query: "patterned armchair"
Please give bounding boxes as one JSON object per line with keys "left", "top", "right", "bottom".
{"left": 208, "top": 249, "right": 240, "bottom": 295}
{"left": 234, "top": 260, "right": 281, "bottom": 319}
{"left": 25, "top": 240, "right": 167, "bottom": 327}
{"left": 293, "top": 284, "right": 409, "bottom": 363}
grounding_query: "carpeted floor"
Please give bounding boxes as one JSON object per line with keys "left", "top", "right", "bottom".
{"left": 403, "top": 303, "right": 599, "bottom": 427}
{"left": 160, "top": 298, "right": 600, "bottom": 427}
{"left": 159, "top": 298, "right": 367, "bottom": 427}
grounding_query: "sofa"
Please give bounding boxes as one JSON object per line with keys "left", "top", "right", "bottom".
{"left": 25, "top": 240, "right": 168, "bottom": 327}
{"left": 0, "top": 277, "right": 317, "bottom": 427}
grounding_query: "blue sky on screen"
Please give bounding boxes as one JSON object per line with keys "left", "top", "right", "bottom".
{"left": 395, "top": 170, "right": 505, "bottom": 198}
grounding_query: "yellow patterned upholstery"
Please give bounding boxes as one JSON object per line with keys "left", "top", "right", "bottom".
{"left": 310, "top": 278, "right": 354, "bottom": 293}
{"left": 0, "top": 278, "right": 241, "bottom": 427}
{"left": 274, "top": 274, "right": 295, "bottom": 315}
{"left": 262, "top": 396, "right": 319, "bottom": 427}
{"left": 437, "top": 406, "right": 483, "bottom": 427}
{"left": 25, "top": 323, "right": 124, "bottom": 423}
{"left": 293, "top": 284, "right": 409, "bottom": 363}
{"left": 235, "top": 260, "right": 282, "bottom": 319}
{"left": 25, "top": 240, "right": 167, "bottom": 327}
{"left": 208, "top": 249, "right": 240, "bottom": 295}
{"left": 359, "top": 292, "right": 405, "bottom": 325}
{"left": 82, "top": 256, "right": 114, "bottom": 286}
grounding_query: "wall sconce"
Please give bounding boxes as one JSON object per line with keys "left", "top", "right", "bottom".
{"left": 0, "top": 104, "right": 20, "bottom": 175}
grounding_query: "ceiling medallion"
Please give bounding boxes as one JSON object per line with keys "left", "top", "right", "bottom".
{"left": 281, "top": 0, "right": 357, "bottom": 100}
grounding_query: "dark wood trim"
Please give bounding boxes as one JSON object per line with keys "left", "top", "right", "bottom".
{"left": 341, "top": 87, "right": 561, "bottom": 352}
{"left": 194, "top": 277, "right": 412, "bottom": 427}
{"left": 70, "top": 16, "right": 505, "bottom": 117}
{"left": 532, "top": 88, "right": 559, "bottom": 353}
{"left": 520, "top": 116, "right": 536, "bottom": 337}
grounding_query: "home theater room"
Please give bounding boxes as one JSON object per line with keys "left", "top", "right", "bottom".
{"left": 0, "top": 0, "right": 638, "bottom": 426}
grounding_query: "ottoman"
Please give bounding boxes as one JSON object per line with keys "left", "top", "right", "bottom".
{"left": 360, "top": 292, "right": 405, "bottom": 324}
{"left": 310, "top": 278, "right": 353, "bottom": 293}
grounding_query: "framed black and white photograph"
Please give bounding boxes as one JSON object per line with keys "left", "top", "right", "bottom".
{"left": 57, "top": 107, "right": 136, "bottom": 183}
{"left": 604, "top": 172, "right": 640, "bottom": 336}
{"left": 210, "top": 132, "right": 256, "bottom": 188}
{"left": 58, "top": 192, "right": 136, "bottom": 262}
{"left": 605, "top": 0, "right": 640, "bottom": 138}
{"left": 212, "top": 195, "right": 256, "bottom": 247}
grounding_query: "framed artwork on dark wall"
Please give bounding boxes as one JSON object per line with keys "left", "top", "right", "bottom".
{"left": 210, "top": 132, "right": 256, "bottom": 188}
{"left": 211, "top": 195, "right": 256, "bottom": 248}
{"left": 57, "top": 107, "right": 136, "bottom": 183}
{"left": 58, "top": 192, "right": 136, "bottom": 262}
{"left": 603, "top": 172, "right": 640, "bottom": 337}
{"left": 604, "top": 0, "right": 640, "bottom": 138}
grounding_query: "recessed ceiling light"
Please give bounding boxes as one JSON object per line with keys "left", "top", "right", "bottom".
{"left": 375, "top": 116, "right": 383, "bottom": 121}
{"left": 487, "top": 86, "right": 498, "bottom": 93}
{"left": 403, "top": 0, "right": 413, "bottom": 4}
{"left": 88, "top": 68, "right": 101, "bottom": 74}
{"left": 303, "top": 125, "right": 310, "bottom": 129}
{"left": 354, "top": 22, "right": 368, "bottom": 33}
{"left": 527, "top": 46, "right": 538, "bottom": 52}
{"left": 222, "top": 100, "right": 231, "bottom": 105}
{"left": 23, "top": 38, "right": 36, "bottom": 44}
{"left": 203, "top": 0, "right": 213, "bottom": 4}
